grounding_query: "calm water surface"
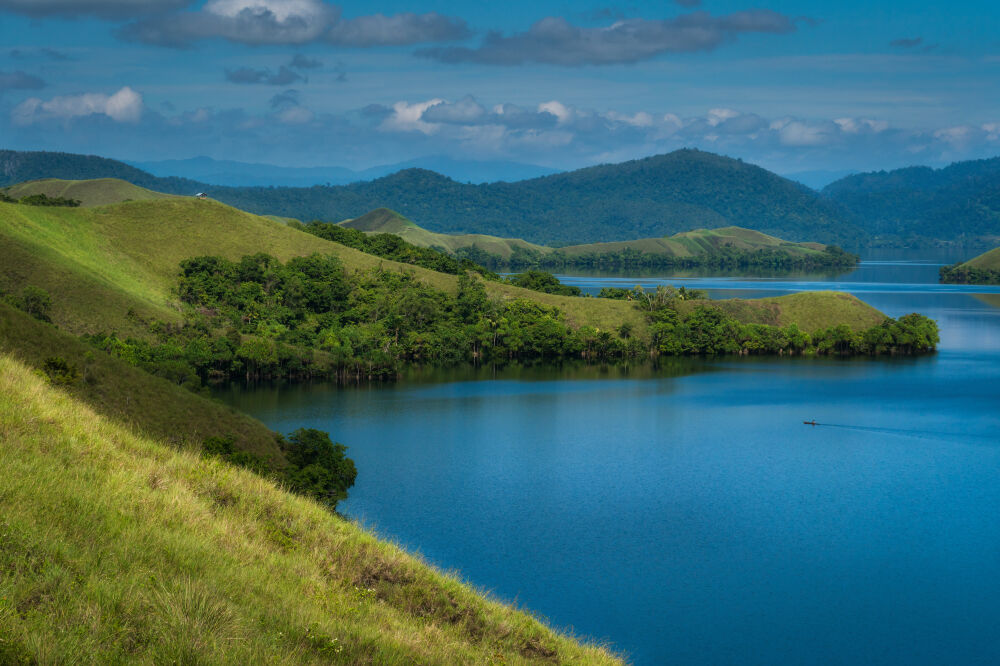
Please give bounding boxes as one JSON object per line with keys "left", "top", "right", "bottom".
{"left": 217, "top": 251, "right": 1000, "bottom": 665}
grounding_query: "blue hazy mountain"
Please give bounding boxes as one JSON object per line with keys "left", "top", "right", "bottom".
{"left": 130, "top": 155, "right": 560, "bottom": 187}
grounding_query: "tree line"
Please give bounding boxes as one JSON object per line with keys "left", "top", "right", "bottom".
{"left": 939, "top": 263, "right": 1000, "bottom": 285}
{"left": 79, "top": 254, "right": 938, "bottom": 394}
{"left": 456, "top": 244, "right": 858, "bottom": 272}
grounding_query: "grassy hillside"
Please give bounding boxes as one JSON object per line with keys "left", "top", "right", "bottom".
{"left": 939, "top": 246, "right": 1000, "bottom": 284}
{"left": 962, "top": 246, "right": 1000, "bottom": 270}
{"left": 0, "top": 301, "right": 284, "bottom": 462}
{"left": 342, "top": 208, "right": 549, "bottom": 259}
{"left": 343, "top": 209, "right": 839, "bottom": 264}
{"left": 2, "top": 177, "right": 178, "bottom": 207}
{"left": 0, "top": 353, "right": 620, "bottom": 664}
{"left": 557, "top": 226, "right": 829, "bottom": 258}
{"left": 0, "top": 191, "right": 891, "bottom": 341}
{"left": 692, "top": 291, "right": 887, "bottom": 332}
{"left": 0, "top": 196, "right": 646, "bottom": 335}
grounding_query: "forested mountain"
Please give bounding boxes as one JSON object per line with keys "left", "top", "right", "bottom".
{"left": 823, "top": 158, "right": 1000, "bottom": 244}
{"left": 1, "top": 148, "right": 863, "bottom": 245}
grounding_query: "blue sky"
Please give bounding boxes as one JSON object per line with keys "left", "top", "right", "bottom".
{"left": 1, "top": 0, "right": 998, "bottom": 176}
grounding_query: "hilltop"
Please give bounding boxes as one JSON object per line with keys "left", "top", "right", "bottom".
{"left": 341, "top": 207, "right": 549, "bottom": 259}
{"left": 823, "top": 157, "right": 1000, "bottom": 245}
{"left": 340, "top": 208, "right": 854, "bottom": 270}
{"left": 227, "top": 149, "right": 863, "bottom": 246}
{"left": 0, "top": 352, "right": 621, "bottom": 664}
{"left": 0, "top": 183, "right": 896, "bottom": 337}
{"left": 939, "top": 245, "right": 1000, "bottom": 284}
{"left": 0, "top": 149, "right": 864, "bottom": 246}
{"left": 0, "top": 192, "right": 646, "bottom": 336}
{"left": 3, "top": 177, "right": 176, "bottom": 207}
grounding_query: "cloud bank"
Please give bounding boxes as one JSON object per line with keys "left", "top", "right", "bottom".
{"left": 0, "top": 71, "right": 46, "bottom": 94}
{"left": 0, "top": 0, "right": 189, "bottom": 18}
{"left": 8, "top": 91, "right": 1000, "bottom": 174}
{"left": 13, "top": 86, "right": 143, "bottom": 125}
{"left": 118, "top": 0, "right": 470, "bottom": 47}
{"left": 418, "top": 10, "right": 801, "bottom": 66}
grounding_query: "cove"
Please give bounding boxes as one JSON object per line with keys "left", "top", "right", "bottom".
{"left": 215, "top": 251, "right": 1000, "bottom": 665}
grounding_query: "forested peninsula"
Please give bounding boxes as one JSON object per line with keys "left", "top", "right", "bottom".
{"left": 940, "top": 247, "right": 1000, "bottom": 284}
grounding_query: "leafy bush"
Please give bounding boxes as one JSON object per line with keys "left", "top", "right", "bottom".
{"left": 17, "top": 193, "right": 81, "bottom": 207}
{"left": 12, "top": 286, "right": 52, "bottom": 322}
{"left": 281, "top": 428, "right": 357, "bottom": 510}
{"left": 42, "top": 356, "right": 79, "bottom": 385}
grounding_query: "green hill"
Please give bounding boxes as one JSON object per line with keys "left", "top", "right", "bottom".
{"left": 963, "top": 246, "right": 1000, "bottom": 270}
{"left": 0, "top": 301, "right": 283, "bottom": 462}
{"left": 2, "top": 177, "right": 178, "bottom": 207}
{"left": 0, "top": 195, "right": 646, "bottom": 335}
{"left": 557, "top": 226, "right": 828, "bottom": 258}
{"left": 939, "top": 246, "right": 1000, "bottom": 284}
{"left": 0, "top": 352, "right": 620, "bottom": 664}
{"left": 340, "top": 209, "right": 850, "bottom": 268}
{"left": 233, "top": 150, "right": 863, "bottom": 246}
{"left": 824, "top": 157, "right": 1000, "bottom": 245}
{"left": 341, "top": 208, "right": 550, "bottom": 259}
{"left": 0, "top": 149, "right": 865, "bottom": 246}
{"left": 0, "top": 188, "right": 893, "bottom": 339}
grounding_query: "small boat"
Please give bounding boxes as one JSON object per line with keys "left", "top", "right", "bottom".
{"left": 803, "top": 420, "right": 818, "bottom": 426}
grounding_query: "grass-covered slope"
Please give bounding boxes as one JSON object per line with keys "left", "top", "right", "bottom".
{"left": 341, "top": 208, "right": 548, "bottom": 259}
{"left": 556, "top": 226, "right": 829, "bottom": 258}
{"left": 961, "top": 246, "right": 1000, "bottom": 270}
{"left": 342, "top": 210, "right": 843, "bottom": 266}
{"left": 344, "top": 209, "right": 830, "bottom": 257}
{"left": 0, "top": 193, "right": 889, "bottom": 338}
{"left": 0, "top": 302, "right": 284, "bottom": 462}
{"left": 2, "top": 177, "right": 178, "bottom": 207}
{"left": 0, "top": 196, "right": 646, "bottom": 334}
{"left": 0, "top": 353, "right": 620, "bottom": 664}
{"left": 939, "top": 246, "right": 1000, "bottom": 284}
{"left": 695, "top": 291, "right": 887, "bottom": 332}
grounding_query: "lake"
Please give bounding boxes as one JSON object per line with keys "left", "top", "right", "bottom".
{"left": 215, "top": 251, "right": 1000, "bottom": 665}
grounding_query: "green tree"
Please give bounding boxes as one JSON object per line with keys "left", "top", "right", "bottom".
{"left": 282, "top": 428, "right": 357, "bottom": 510}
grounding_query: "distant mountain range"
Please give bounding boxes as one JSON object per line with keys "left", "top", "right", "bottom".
{"left": 129, "top": 155, "right": 560, "bottom": 186}
{"left": 3, "top": 148, "right": 999, "bottom": 247}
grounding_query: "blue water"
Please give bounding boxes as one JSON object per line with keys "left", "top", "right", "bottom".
{"left": 217, "top": 253, "right": 1000, "bottom": 665}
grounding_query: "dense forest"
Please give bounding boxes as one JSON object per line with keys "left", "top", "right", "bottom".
{"left": 7, "top": 148, "right": 998, "bottom": 247}
{"left": 60, "top": 254, "right": 939, "bottom": 392}
{"left": 0, "top": 149, "right": 864, "bottom": 245}
{"left": 823, "top": 157, "right": 1000, "bottom": 245}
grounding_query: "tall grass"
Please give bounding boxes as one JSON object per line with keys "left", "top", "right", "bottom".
{"left": 0, "top": 353, "right": 622, "bottom": 665}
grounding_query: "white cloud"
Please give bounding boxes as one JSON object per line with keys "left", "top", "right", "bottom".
{"left": 380, "top": 99, "right": 445, "bottom": 134}
{"left": 538, "top": 101, "right": 572, "bottom": 124}
{"left": 205, "top": 0, "right": 323, "bottom": 22}
{"left": 276, "top": 105, "right": 314, "bottom": 124}
{"left": 834, "top": 117, "right": 889, "bottom": 134}
{"left": 707, "top": 108, "right": 740, "bottom": 126}
{"left": 13, "top": 86, "right": 143, "bottom": 125}
{"left": 778, "top": 120, "right": 832, "bottom": 146}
